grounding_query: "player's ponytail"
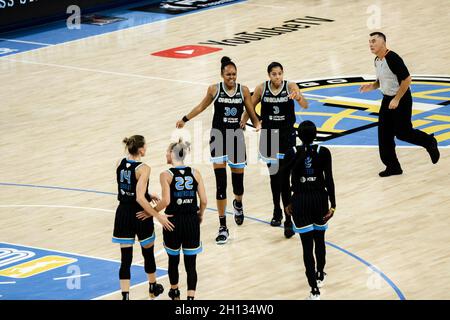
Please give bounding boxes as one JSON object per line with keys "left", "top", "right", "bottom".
{"left": 221, "top": 56, "right": 236, "bottom": 74}
{"left": 169, "top": 138, "right": 191, "bottom": 161}
{"left": 123, "top": 135, "right": 145, "bottom": 155}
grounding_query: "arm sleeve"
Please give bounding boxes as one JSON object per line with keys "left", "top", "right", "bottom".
{"left": 321, "top": 147, "right": 336, "bottom": 208}
{"left": 280, "top": 146, "right": 298, "bottom": 175}
{"left": 385, "top": 51, "right": 410, "bottom": 81}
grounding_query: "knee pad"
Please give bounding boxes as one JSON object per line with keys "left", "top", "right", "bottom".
{"left": 119, "top": 247, "right": 133, "bottom": 279}
{"left": 141, "top": 245, "right": 156, "bottom": 274}
{"left": 231, "top": 172, "right": 244, "bottom": 196}
{"left": 214, "top": 168, "right": 227, "bottom": 200}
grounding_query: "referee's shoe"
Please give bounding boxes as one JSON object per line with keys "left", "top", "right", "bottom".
{"left": 426, "top": 134, "right": 440, "bottom": 164}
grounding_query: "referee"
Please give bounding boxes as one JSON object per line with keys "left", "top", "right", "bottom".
{"left": 360, "top": 32, "right": 440, "bottom": 177}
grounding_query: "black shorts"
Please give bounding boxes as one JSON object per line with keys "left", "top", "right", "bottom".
{"left": 112, "top": 203, "right": 155, "bottom": 247}
{"left": 163, "top": 214, "right": 202, "bottom": 256}
{"left": 291, "top": 192, "right": 329, "bottom": 233}
{"left": 259, "top": 127, "right": 296, "bottom": 163}
{"left": 210, "top": 127, "right": 246, "bottom": 168}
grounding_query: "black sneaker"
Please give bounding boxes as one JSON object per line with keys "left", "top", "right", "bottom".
{"left": 233, "top": 199, "right": 244, "bottom": 226}
{"left": 215, "top": 226, "right": 229, "bottom": 244}
{"left": 168, "top": 288, "right": 180, "bottom": 300}
{"left": 270, "top": 208, "right": 282, "bottom": 227}
{"left": 149, "top": 282, "right": 164, "bottom": 299}
{"left": 284, "top": 219, "right": 294, "bottom": 238}
{"left": 426, "top": 134, "right": 440, "bottom": 164}
{"left": 379, "top": 167, "right": 403, "bottom": 177}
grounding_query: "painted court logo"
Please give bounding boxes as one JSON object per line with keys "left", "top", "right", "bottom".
{"left": 288, "top": 76, "right": 450, "bottom": 146}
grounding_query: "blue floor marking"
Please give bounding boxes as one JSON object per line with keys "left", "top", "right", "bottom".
{"left": 0, "top": 181, "right": 406, "bottom": 300}
{"left": 0, "top": 0, "right": 246, "bottom": 57}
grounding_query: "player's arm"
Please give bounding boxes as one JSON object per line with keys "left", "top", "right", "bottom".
{"left": 176, "top": 84, "right": 216, "bottom": 128}
{"left": 136, "top": 165, "right": 174, "bottom": 231}
{"left": 288, "top": 82, "right": 308, "bottom": 109}
{"left": 193, "top": 169, "right": 207, "bottom": 224}
{"left": 390, "top": 76, "right": 411, "bottom": 109}
{"left": 359, "top": 79, "right": 379, "bottom": 92}
{"left": 154, "top": 171, "right": 172, "bottom": 212}
{"left": 321, "top": 147, "right": 336, "bottom": 222}
{"left": 241, "top": 83, "right": 263, "bottom": 127}
{"left": 242, "top": 85, "right": 261, "bottom": 131}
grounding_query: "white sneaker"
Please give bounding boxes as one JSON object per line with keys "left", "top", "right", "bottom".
{"left": 215, "top": 226, "right": 229, "bottom": 245}
{"left": 306, "top": 292, "right": 320, "bottom": 300}
{"left": 317, "top": 272, "right": 327, "bottom": 288}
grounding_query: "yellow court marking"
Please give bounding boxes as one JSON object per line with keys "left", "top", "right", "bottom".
{"left": 0, "top": 256, "right": 77, "bottom": 278}
{"left": 426, "top": 115, "right": 450, "bottom": 122}
{"left": 422, "top": 124, "right": 450, "bottom": 135}
{"left": 296, "top": 111, "right": 377, "bottom": 123}
{"left": 300, "top": 81, "right": 450, "bottom": 93}
{"left": 413, "top": 87, "right": 450, "bottom": 101}
{"left": 435, "top": 132, "right": 450, "bottom": 143}
{"left": 412, "top": 120, "right": 432, "bottom": 128}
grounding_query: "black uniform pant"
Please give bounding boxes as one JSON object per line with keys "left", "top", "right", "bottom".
{"left": 300, "top": 230, "right": 326, "bottom": 290}
{"left": 378, "top": 92, "right": 432, "bottom": 169}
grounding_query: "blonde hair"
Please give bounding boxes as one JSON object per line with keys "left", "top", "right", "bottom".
{"left": 169, "top": 138, "right": 191, "bottom": 161}
{"left": 123, "top": 135, "right": 145, "bottom": 155}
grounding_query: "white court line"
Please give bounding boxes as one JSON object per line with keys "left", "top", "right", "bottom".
{"left": 324, "top": 144, "right": 449, "bottom": 149}
{"left": 53, "top": 274, "right": 91, "bottom": 281}
{"left": 0, "top": 58, "right": 209, "bottom": 86}
{"left": 92, "top": 274, "right": 167, "bottom": 300}
{"left": 239, "top": 3, "right": 286, "bottom": 9}
{"left": 134, "top": 248, "right": 166, "bottom": 265}
{"left": 0, "top": 204, "right": 166, "bottom": 227}
{"left": 0, "top": 38, "right": 52, "bottom": 46}
{"left": 0, "top": 281, "right": 16, "bottom": 285}
{"left": 0, "top": 204, "right": 114, "bottom": 213}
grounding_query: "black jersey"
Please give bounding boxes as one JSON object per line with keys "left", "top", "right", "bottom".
{"left": 165, "top": 167, "right": 199, "bottom": 216}
{"left": 212, "top": 82, "right": 245, "bottom": 130}
{"left": 116, "top": 158, "right": 150, "bottom": 204}
{"left": 288, "top": 145, "right": 336, "bottom": 208}
{"left": 260, "top": 80, "right": 296, "bottom": 129}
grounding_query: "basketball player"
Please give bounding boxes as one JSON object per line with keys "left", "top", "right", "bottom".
{"left": 360, "top": 32, "right": 440, "bottom": 176}
{"left": 139, "top": 139, "right": 207, "bottom": 300}
{"left": 112, "top": 135, "right": 174, "bottom": 300}
{"left": 284, "top": 121, "right": 336, "bottom": 300}
{"left": 247, "top": 61, "right": 308, "bottom": 238}
{"left": 176, "top": 56, "right": 261, "bottom": 244}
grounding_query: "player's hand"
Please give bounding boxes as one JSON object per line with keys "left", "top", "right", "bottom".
{"left": 254, "top": 121, "right": 262, "bottom": 132}
{"left": 136, "top": 211, "right": 152, "bottom": 221}
{"left": 284, "top": 204, "right": 293, "bottom": 216}
{"left": 388, "top": 98, "right": 399, "bottom": 109}
{"left": 156, "top": 213, "right": 175, "bottom": 231}
{"left": 176, "top": 119, "right": 185, "bottom": 128}
{"left": 150, "top": 193, "right": 161, "bottom": 202}
{"left": 197, "top": 210, "right": 203, "bottom": 224}
{"left": 240, "top": 120, "right": 247, "bottom": 130}
{"left": 359, "top": 84, "right": 373, "bottom": 93}
{"left": 323, "top": 208, "right": 335, "bottom": 222}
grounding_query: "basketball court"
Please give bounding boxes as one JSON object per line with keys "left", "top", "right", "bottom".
{"left": 0, "top": 0, "right": 449, "bottom": 300}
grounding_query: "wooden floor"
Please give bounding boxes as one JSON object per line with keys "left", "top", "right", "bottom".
{"left": 0, "top": 0, "right": 449, "bottom": 300}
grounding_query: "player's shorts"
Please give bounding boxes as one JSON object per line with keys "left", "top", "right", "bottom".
{"left": 209, "top": 127, "right": 246, "bottom": 168}
{"left": 291, "top": 191, "right": 329, "bottom": 233}
{"left": 112, "top": 203, "right": 155, "bottom": 247}
{"left": 163, "top": 214, "right": 202, "bottom": 256}
{"left": 259, "top": 127, "right": 296, "bottom": 164}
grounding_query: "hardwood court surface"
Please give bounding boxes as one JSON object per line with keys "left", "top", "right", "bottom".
{"left": 0, "top": 0, "right": 449, "bottom": 300}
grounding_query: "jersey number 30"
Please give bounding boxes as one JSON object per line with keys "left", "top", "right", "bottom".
{"left": 175, "top": 176, "right": 194, "bottom": 191}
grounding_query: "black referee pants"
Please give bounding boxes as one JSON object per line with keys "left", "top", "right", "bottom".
{"left": 378, "top": 92, "right": 432, "bottom": 169}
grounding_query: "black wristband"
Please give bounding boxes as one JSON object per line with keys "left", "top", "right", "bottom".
{"left": 182, "top": 116, "right": 189, "bottom": 122}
